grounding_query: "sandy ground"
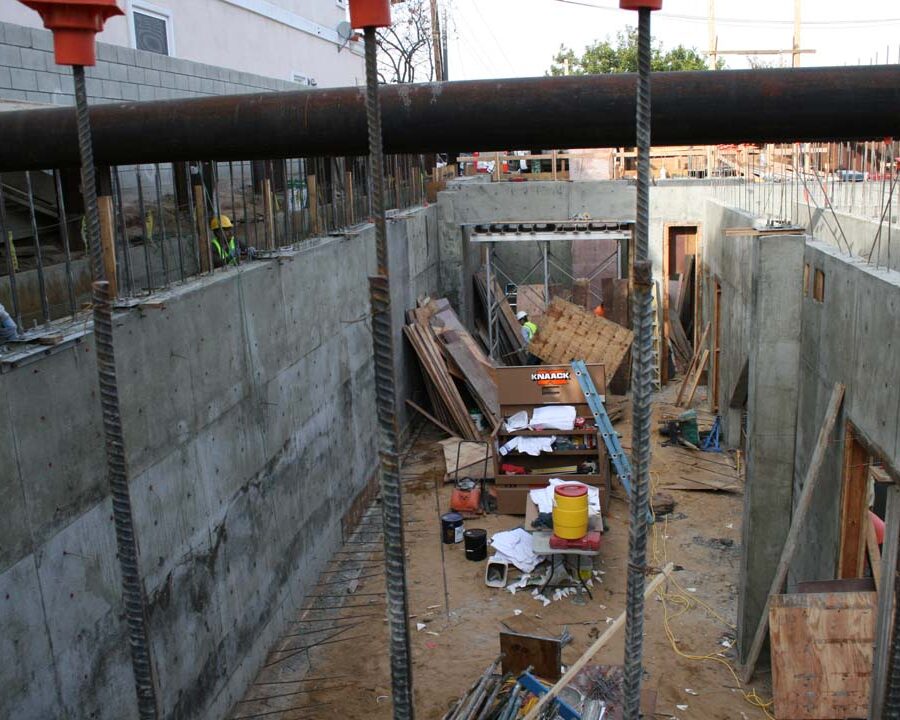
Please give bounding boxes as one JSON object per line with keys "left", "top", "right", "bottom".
{"left": 233, "top": 387, "right": 774, "bottom": 720}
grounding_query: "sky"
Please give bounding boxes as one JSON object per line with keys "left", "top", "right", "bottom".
{"left": 444, "top": 0, "right": 900, "bottom": 80}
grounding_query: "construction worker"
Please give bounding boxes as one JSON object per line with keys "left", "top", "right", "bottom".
{"left": 209, "top": 215, "right": 238, "bottom": 267}
{"left": 516, "top": 310, "right": 541, "bottom": 364}
{"left": 0, "top": 301, "right": 18, "bottom": 344}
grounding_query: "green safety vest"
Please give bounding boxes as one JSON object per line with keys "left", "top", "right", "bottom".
{"left": 523, "top": 321, "right": 538, "bottom": 341}
{"left": 211, "top": 235, "right": 237, "bottom": 265}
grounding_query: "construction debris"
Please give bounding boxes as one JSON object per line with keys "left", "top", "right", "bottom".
{"left": 528, "top": 298, "right": 634, "bottom": 378}
{"left": 405, "top": 297, "right": 499, "bottom": 440}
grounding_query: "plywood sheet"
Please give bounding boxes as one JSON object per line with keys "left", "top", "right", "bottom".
{"left": 528, "top": 298, "right": 634, "bottom": 377}
{"left": 499, "top": 631, "right": 562, "bottom": 681}
{"left": 769, "top": 591, "right": 875, "bottom": 719}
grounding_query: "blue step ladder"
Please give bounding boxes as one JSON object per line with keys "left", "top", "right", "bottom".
{"left": 571, "top": 359, "right": 653, "bottom": 524}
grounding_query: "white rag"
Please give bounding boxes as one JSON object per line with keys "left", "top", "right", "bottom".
{"left": 504, "top": 410, "right": 529, "bottom": 432}
{"left": 499, "top": 435, "right": 556, "bottom": 457}
{"left": 529, "top": 478, "right": 602, "bottom": 517}
{"left": 490, "top": 528, "right": 540, "bottom": 573}
{"left": 529, "top": 405, "right": 577, "bottom": 431}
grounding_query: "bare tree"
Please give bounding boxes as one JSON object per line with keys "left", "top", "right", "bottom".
{"left": 377, "top": 0, "right": 436, "bottom": 84}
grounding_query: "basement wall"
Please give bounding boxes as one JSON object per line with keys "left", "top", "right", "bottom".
{"left": 0, "top": 206, "right": 439, "bottom": 720}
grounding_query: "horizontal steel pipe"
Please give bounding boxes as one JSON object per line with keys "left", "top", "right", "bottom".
{"left": 0, "top": 65, "right": 898, "bottom": 170}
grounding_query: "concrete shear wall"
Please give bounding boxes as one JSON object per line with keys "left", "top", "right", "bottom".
{"left": 0, "top": 205, "right": 439, "bottom": 719}
{"left": 701, "top": 200, "right": 805, "bottom": 662}
{"left": 436, "top": 180, "right": 720, "bottom": 315}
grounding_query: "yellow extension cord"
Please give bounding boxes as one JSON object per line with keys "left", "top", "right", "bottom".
{"left": 649, "top": 469, "right": 776, "bottom": 719}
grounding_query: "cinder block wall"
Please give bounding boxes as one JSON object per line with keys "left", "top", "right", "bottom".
{"left": 0, "top": 20, "right": 298, "bottom": 106}
{"left": 0, "top": 206, "right": 439, "bottom": 719}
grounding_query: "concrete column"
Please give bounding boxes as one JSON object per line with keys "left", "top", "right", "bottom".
{"left": 736, "top": 233, "right": 805, "bottom": 662}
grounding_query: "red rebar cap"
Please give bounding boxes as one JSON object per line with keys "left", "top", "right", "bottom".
{"left": 19, "top": 0, "right": 123, "bottom": 66}
{"left": 349, "top": 0, "right": 391, "bottom": 29}
{"left": 620, "top": 0, "right": 663, "bottom": 9}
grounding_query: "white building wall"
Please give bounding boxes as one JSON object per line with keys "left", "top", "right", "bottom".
{"left": 0, "top": 0, "right": 363, "bottom": 88}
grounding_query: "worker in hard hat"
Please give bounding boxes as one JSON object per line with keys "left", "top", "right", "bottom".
{"left": 516, "top": 310, "right": 542, "bottom": 365}
{"left": 209, "top": 215, "right": 238, "bottom": 267}
{"left": 0, "top": 301, "right": 19, "bottom": 345}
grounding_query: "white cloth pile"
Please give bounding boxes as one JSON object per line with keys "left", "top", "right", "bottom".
{"left": 529, "top": 478, "right": 602, "bottom": 517}
{"left": 503, "top": 405, "right": 577, "bottom": 433}
{"left": 489, "top": 528, "right": 540, "bottom": 573}
{"left": 499, "top": 435, "right": 556, "bottom": 456}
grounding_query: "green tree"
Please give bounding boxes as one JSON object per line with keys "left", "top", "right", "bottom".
{"left": 548, "top": 27, "right": 722, "bottom": 75}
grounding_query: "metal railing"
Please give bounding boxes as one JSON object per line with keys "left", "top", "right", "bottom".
{"left": 0, "top": 153, "right": 429, "bottom": 333}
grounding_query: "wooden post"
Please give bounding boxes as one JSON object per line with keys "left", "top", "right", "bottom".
{"left": 306, "top": 174, "right": 319, "bottom": 236}
{"left": 97, "top": 195, "right": 117, "bottom": 298}
{"left": 838, "top": 425, "right": 871, "bottom": 578}
{"left": 194, "top": 184, "right": 211, "bottom": 272}
{"left": 345, "top": 170, "right": 354, "bottom": 226}
{"left": 869, "top": 483, "right": 900, "bottom": 719}
{"left": 552, "top": 150, "right": 558, "bottom": 181}
{"left": 263, "top": 178, "right": 275, "bottom": 249}
{"left": 741, "top": 383, "right": 846, "bottom": 683}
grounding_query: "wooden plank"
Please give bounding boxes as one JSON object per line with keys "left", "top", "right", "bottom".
{"left": 769, "top": 591, "right": 876, "bottom": 719}
{"left": 680, "top": 349, "right": 709, "bottom": 408}
{"left": 499, "top": 631, "right": 562, "bottom": 681}
{"left": 741, "top": 383, "right": 846, "bottom": 683}
{"left": 838, "top": 425, "right": 870, "bottom": 578}
{"left": 307, "top": 175, "right": 319, "bottom": 236}
{"left": 870, "top": 484, "right": 900, "bottom": 719}
{"left": 674, "top": 322, "right": 710, "bottom": 405}
{"left": 521, "top": 563, "right": 674, "bottom": 720}
{"left": 405, "top": 399, "right": 455, "bottom": 437}
{"left": 344, "top": 170, "right": 354, "bottom": 226}
{"left": 97, "top": 195, "right": 117, "bottom": 298}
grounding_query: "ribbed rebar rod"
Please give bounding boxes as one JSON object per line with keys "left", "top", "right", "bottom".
{"left": 622, "top": 8, "right": 655, "bottom": 720}
{"left": 362, "top": 25, "right": 414, "bottom": 720}
{"left": 73, "top": 65, "right": 159, "bottom": 720}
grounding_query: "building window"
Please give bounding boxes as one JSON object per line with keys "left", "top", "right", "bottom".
{"left": 132, "top": 3, "right": 173, "bottom": 56}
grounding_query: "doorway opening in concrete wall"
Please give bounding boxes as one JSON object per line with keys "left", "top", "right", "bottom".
{"left": 662, "top": 224, "right": 700, "bottom": 384}
{"left": 838, "top": 422, "right": 893, "bottom": 582}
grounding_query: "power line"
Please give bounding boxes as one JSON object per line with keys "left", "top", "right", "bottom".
{"left": 551, "top": 0, "right": 900, "bottom": 27}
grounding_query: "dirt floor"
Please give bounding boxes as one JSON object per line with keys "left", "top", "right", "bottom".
{"left": 233, "top": 386, "right": 774, "bottom": 719}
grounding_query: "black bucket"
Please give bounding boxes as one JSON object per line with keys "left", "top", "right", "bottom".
{"left": 464, "top": 528, "right": 488, "bottom": 561}
{"left": 441, "top": 512, "right": 464, "bottom": 544}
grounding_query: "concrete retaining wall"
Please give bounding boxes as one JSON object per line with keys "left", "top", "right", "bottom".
{"left": 0, "top": 205, "right": 439, "bottom": 719}
{"left": 0, "top": 20, "right": 299, "bottom": 107}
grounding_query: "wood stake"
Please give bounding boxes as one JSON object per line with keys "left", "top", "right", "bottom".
{"left": 194, "top": 185, "right": 211, "bottom": 272}
{"left": 307, "top": 174, "right": 319, "bottom": 236}
{"left": 521, "top": 563, "right": 674, "bottom": 720}
{"left": 345, "top": 170, "right": 354, "bottom": 226}
{"left": 741, "top": 383, "right": 845, "bottom": 683}
{"left": 263, "top": 178, "right": 275, "bottom": 249}
{"left": 405, "top": 399, "right": 455, "bottom": 437}
{"left": 97, "top": 195, "right": 117, "bottom": 298}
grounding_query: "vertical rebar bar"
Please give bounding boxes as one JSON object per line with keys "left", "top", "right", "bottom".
{"left": 0, "top": 177, "right": 22, "bottom": 330}
{"left": 113, "top": 168, "right": 135, "bottom": 296}
{"left": 24, "top": 170, "right": 50, "bottom": 324}
{"left": 53, "top": 170, "right": 77, "bottom": 316}
{"left": 362, "top": 24, "right": 414, "bottom": 720}
{"left": 135, "top": 167, "right": 153, "bottom": 292}
{"left": 153, "top": 163, "right": 169, "bottom": 287}
{"left": 171, "top": 164, "right": 186, "bottom": 281}
{"left": 72, "top": 64, "right": 159, "bottom": 720}
{"left": 623, "top": 7, "right": 655, "bottom": 720}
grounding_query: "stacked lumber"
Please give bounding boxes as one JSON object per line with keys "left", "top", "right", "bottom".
{"left": 404, "top": 298, "right": 499, "bottom": 440}
{"left": 473, "top": 272, "right": 528, "bottom": 364}
{"left": 529, "top": 298, "right": 634, "bottom": 377}
{"left": 675, "top": 322, "right": 711, "bottom": 408}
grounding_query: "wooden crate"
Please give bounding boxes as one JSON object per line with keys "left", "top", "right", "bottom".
{"left": 769, "top": 591, "right": 876, "bottom": 719}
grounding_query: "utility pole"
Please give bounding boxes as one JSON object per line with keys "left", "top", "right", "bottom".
{"left": 440, "top": 5, "right": 448, "bottom": 80}
{"left": 708, "top": 0, "right": 717, "bottom": 69}
{"left": 792, "top": 0, "right": 801, "bottom": 67}
{"left": 429, "top": 0, "right": 443, "bottom": 82}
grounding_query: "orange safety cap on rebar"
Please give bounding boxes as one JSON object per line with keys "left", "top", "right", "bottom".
{"left": 619, "top": 0, "right": 663, "bottom": 9}
{"left": 18, "top": 0, "right": 123, "bottom": 66}
{"left": 349, "top": 0, "right": 392, "bottom": 29}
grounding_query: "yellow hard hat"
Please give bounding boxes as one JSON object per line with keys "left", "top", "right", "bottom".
{"left": 210, "top": 215, "right": 233, "bottom": 230}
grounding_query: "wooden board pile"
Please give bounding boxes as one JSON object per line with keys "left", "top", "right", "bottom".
{"left": 404, "top": 298, "right": 499, "bottom": 441}
{"left": 529, "top": 297, "right": 634, "bottom": 377}
{"left": 473, "top": 272, "right": 528, "bottom": 365}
